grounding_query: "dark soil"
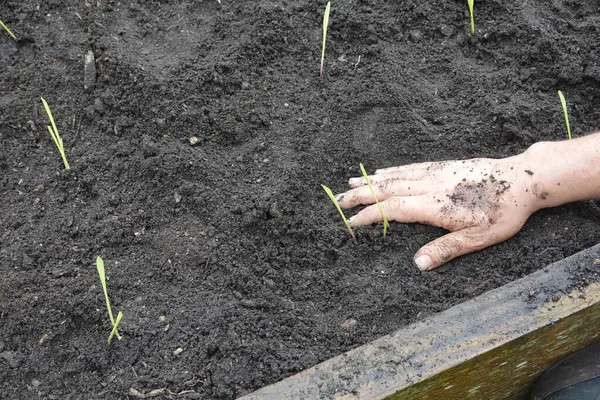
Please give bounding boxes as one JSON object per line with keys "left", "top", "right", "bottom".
{"left": 1, "top": 0, "right": 599, "bottom": 399}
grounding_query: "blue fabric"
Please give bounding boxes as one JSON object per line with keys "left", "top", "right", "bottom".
{"left": 546, "top": 376, "right": 600, "bottom": 400}
{"left": 532, "top": 343, "right": 600, "bottom": 400}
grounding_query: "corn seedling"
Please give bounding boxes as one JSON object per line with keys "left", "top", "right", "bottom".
{"left": 108, "top": 311, "right": 123, "bottom": 344}
{"left": 359, "top": 163, "right": 389, "bottom": 237}
{"left": 557, "top": 90, "right": 572, "bottom": 140}
{"left": 40, "top": 97, "right": 71, "bottom": 170}
{"left": 0, "top": 19, "right": 16, "bottom": 40}
{"left": 96, "top": 257, "right": 122, "bottom": 343}
{"left": 467, "top": 0, "right": 475, "bottom": 35}
{"left": 321, "top": 184, "right": 356, "bottom": 241}
{"left": 320, "top": 2, "right": 331, "bottom": 77}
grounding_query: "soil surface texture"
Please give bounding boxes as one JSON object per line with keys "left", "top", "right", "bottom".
{"left": 1, "top": 1, "right": 599, "bottom": 399}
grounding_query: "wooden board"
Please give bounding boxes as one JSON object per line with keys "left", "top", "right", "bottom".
{"left": 240, "top": 246, "right": 600, "bottom": 400}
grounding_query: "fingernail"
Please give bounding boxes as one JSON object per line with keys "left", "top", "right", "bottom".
{"left": 347, "top": 216, "right": 354, "bottom": 226}
{"left": 335, "top": 193, "right": 344, "bottom": 202}
{"left": 414, "top": 254, "right": 432, "bottom": 270}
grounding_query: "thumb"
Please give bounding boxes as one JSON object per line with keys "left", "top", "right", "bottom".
{"left": 413, "top": 229, "right": 491, "bottom": 271}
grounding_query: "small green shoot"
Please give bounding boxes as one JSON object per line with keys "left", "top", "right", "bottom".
{"left": 557, "top": 90, "right": 571, "bottom": 140}
{"left": 108, "top": 311, "right": 123, "bottom": 344}
{"left": 321, "top": 184, "right": 356, "bottom": 241}
{"left": 359, "top": 163, "right": 389, "bottom": 237}
{"left": 320, "top": 2, "right": 331, "bottom": 77}
{"left": 40, "top": 97, "right": 71, "bottom": 170}
{"left": 0, "top": 19, "right": 17, "bottom": 40}
{"left": 467, "top": 0, "right": 475, "bottom": 35}
{"left": 96, "top": 256, "right": 122, "bottom": 342}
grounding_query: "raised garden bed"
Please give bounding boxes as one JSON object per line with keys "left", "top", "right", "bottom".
{"left": 1, "top": 1, "right": 599, "bottom": 399}
{"left": 242, "top": 246, "right": 600, "bottom": 399}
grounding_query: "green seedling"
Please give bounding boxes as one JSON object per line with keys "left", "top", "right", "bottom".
{"left": 321, "top": 184, "right": 356, "bottom": 241}
{"left": 96, "top": 256, "right": 122, "bottom": 343}
{"left": 467, "top": 0, "right": 475, "bottom": 35}
{"left": 0, "top": 19, "right": 16, "bottom": 40}
{"left": 557, "top": 90, "right": 572, "bottom": 140}
{"left": 320, "top": 1, "right": 331, "bottom": 77}
{"left": 359, "top": 163, "right": 390, "bottom": 237}
{"left": 40, "top": 97, "right": 70, "bottom": 170}
{"left": 108, "top": 311, "right": 123, "bottom": 344}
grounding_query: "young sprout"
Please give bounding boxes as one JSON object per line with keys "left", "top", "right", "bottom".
{"left": 321, "top": 184, "right": 356, "bottom": 241}
{"left": 0, "top": 19, "right": 17, "bottom": 40}
{"left": 108, "top": 311, "right": 123, "bottom": 344}
{"left": 96, "top": 256, "right": 122, "bottom": 343}
{"left": 40, "top": 97, "right": 71, "bottom": 170}
{"left": 557, "top": 90, "right": 572, "bottom": 140}
{"left": 320, "top": 2, "right": 331, "bottom": 77}
{"left": 359, "top": 163, "right": 390, "bottom": 237}
{"left": 467, "top": 0, "right": 475, "bottom": 35}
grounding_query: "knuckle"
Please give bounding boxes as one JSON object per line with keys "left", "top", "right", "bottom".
{"left": 376, "top": 181, "right": 389, "bottom": 196}
{"left": 435, "top": 239, "right": 458, "bottom": 261}
{"left": 526, "top": 141, "right": 550, "bottom": 155}
{"left": 469, "top": 234, "right": 490, "bottom": 249}
{"left": 384, "top": 196, "right": 402, "bottom": 210}
{"left": 464, "top": 228, "right": 493, "bottom": 248}
{"left": 425, "top": 193, "right": 445, "bottom": 216}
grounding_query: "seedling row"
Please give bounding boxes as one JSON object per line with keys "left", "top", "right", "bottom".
{"left": 0, "top": 0, "right": 578, "bottom": 345}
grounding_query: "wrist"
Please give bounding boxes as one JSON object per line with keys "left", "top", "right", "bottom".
{"left": 520, "top": 135, "right": 600, "bottom": 211}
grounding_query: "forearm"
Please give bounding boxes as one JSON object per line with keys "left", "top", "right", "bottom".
{"left": 522, "top": 132, "right": 600, "bottom": 210}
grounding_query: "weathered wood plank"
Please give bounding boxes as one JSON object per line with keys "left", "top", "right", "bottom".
{"left": 389, "top": 298, "right": 600, "bottom": 400}
{"left": 240, "top": 246, "right": 600, "bottom": 400}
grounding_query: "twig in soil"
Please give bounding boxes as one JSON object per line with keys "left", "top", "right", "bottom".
{"left": 538, "top": 247, "right": 558, "bottom": 256}
{"left": 354, "top": 55, "right": 361, "bottom": 69}
{"left": 467, "top": 0, "right": 475, "bottom": 35}
{"left": 39, "top": 332, "right": 50, "bottom": 344}
{"left": 40, "top": 97, "right": 71, "bottom": 170}
{"left": 359, "top": 163, "right": 390, "bottom": 237}
{"left": 557, "top": 90, "right": 572, "bottom": 140}
{"left": 321, "top": 184, "right": 356, "bottom": 241}
{"left": 0, "top": 18, "right": 17, "bottom": 40}
{"left": 166, "top": 16, "right": 184, "bottom": 32}
{"left": 128, "top": 388, "right": 168, "bottom": 398}
{"left": 96, "top": 256, "right": 123, "bottom": 343}
{"left": 320, "top": 2, "right": 331, "bottom": 77}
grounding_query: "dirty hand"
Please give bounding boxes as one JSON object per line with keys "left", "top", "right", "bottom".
{"left": 336, "top": 134, "right": 600, "bottom": 271}
{"left": 337, "top": 156, "right": 535, "bottom": 270}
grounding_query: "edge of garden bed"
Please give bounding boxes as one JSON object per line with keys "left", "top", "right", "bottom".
{"left": 240, "top": 245, "right": 600, "bottom": 400}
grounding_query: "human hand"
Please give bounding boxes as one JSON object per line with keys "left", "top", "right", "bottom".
{"left": 336, "top": 154, "right": 541, "bottom": 270}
